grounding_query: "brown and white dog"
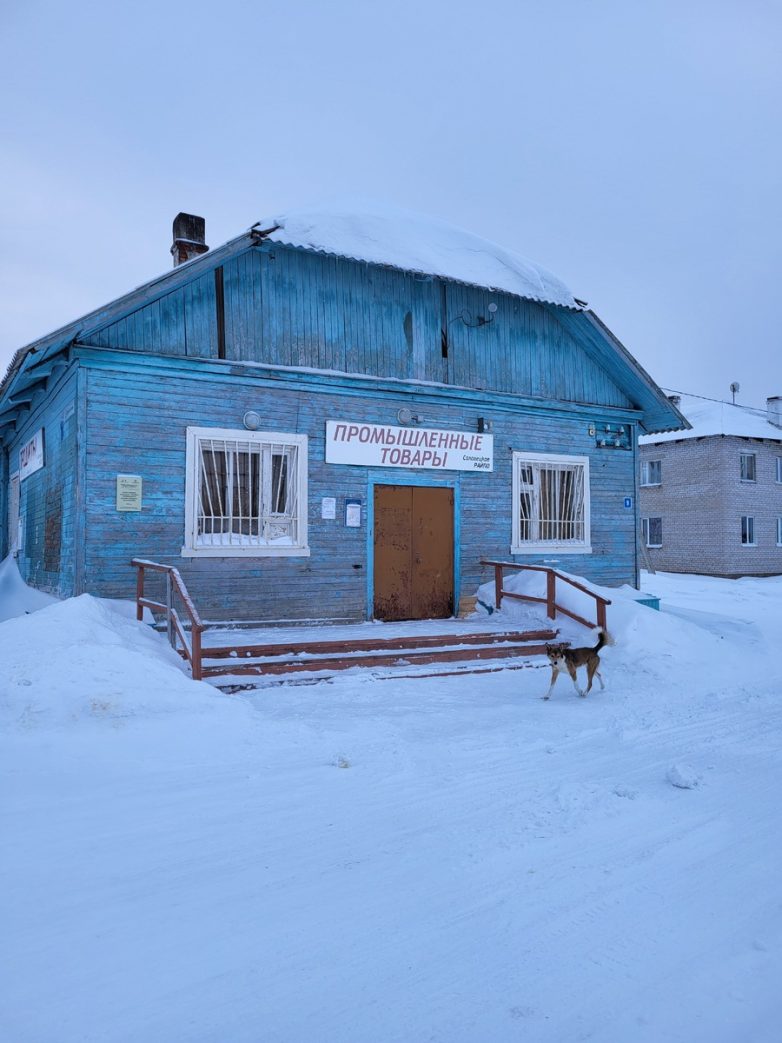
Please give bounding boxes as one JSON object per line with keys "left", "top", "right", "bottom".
{"left": 543, "top": 628, "right": 613, "bottom": 699}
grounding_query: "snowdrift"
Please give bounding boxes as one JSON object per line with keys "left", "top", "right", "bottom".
{"left": 0, "top": 593, "right": 242, "bottom": 731}
{"left": 0, "top": 553, "right": 58, "bottom": 622}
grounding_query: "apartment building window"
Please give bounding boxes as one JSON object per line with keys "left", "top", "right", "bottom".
{"left": 777, "top": 517, "right": 782, "bottom": 546}
{"left": 740, "top": 453, "right": 756, "bottom": 482}
{"left": 642, "top": 516, "right": 662, "bottom": 548}
{"left": 741, "top": 516, "right": 755, "bottom": 546}
{"left": 776, "top": 456, "right": 782, "bottom": 483}
{"left": 640, "top": 459, "right": 662, "bottom": 486}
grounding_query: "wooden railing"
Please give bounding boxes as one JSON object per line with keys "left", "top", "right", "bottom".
{"left": 480, "top": 560, "right": 611, "bottom": 631}
{"left": 131, "top": 559, "right": 205, "bottom": 680}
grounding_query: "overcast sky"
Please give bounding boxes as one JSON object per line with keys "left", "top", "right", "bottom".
{"left": 1, "top": 0, "right": 780, "bottom": 411}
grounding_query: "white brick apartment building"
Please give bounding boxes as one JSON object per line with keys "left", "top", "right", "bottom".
{"left": 638, "top": 395, "right": 782, "bottom": 577}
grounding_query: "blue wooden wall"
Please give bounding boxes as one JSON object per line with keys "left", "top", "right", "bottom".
{"left": 82, "top": 245, "right": 631, "bottom": 408}
{"left": 7, "top": 366, "right": 81, "bottom": 597}
{"left": 1, "top": 241, "right": 651, "bottom": 619}
{"left": 80, "top": 353, "right": 639, "bottom": 621}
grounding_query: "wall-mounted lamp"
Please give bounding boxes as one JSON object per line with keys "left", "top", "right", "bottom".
{"left": 243, "top": 410, "right": 261, "bottom": 431}
{"left": 397, "top": 407, "right": 422, "bottom": 425}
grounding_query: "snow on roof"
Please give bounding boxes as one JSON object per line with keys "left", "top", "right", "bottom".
{"left": 258, "top": 204, "right": 579, "bottom": 309}
{"left": 639, "top": 394, "right": 782, "bottom": 444}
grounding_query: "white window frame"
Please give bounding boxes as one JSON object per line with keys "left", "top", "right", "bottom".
{"left": 511, "top": 451, "right": 591, "bottom": 554}
{"left": 777, "top": 517, "right": 782, "bottom": 547}
{"left": 642, "top": 516, "right": 663, "bottom": 548}
{"left": 183, "top": 427, "right": 309, "bottom": 557}
{"left": 640, "top": 459, "right": 662, "bottom": 487}
{"left": 776, "top": 456, "right": 782, "bottom": 484}
{"left": 740, "top": 515, "right": 755, "bottom": 547}
{"left": 739, "top": 453, "right": 756, "bottom": 482}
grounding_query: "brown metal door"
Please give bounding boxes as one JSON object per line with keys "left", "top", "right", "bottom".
{"left": 374, "top": 485, "right": 454, "bottom": 620}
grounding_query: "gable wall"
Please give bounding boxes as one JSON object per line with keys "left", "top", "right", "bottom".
{"left": 83, "top": 245, "right": 632, "bottom": 408}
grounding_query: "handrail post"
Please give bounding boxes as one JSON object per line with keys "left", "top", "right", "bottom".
{"left": 165, "top": 572, "right": 175, "bottom": 648}
{"left": 597, "top": 599, "right": 607, "bottom": 630}
{"left": 135, "top": 563, "right": 144, "bottom": 622}
{"left": 191, "top": 624, "right": 203, "bottom": 681}
{"left": 494, "top": 563, "right": 503, "bottom": 612}
{"left": 546, "top": 570, "right": 556, "bottom": 620}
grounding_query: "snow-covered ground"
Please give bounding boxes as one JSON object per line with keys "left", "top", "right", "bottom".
{"left": 2, "top": 564, "right": 782, "bottom": 1042}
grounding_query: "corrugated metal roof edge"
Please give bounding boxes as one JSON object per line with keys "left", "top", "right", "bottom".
{"left": 256, "top": 233, "right": 583, "bottom": 311}
{"left": 578, "top": 310, "right": 691, "bottom": 435}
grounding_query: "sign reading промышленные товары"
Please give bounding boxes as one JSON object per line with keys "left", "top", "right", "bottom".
{"left": 325, "top": 421, "right": 493, "bottom": 472}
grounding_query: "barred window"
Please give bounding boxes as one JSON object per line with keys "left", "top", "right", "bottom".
{"left": 640, "top": 459, "right": 662, "bottom": 486}
{"left": 511, "top": 452, "right": 591, "bottom": 553}
{"left": 184, "top": 427, "right": 309, "bottom": 557}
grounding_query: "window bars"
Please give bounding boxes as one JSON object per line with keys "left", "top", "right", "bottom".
{"left": 517, "top": 459, "right": 586, "bottom": 544}
{"left": 197, "top": 436, "right": 299, "bottom": 547}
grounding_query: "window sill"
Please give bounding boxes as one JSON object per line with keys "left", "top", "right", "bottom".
{"left": 510, "top": 544, "right": 592, "bottom": 555}
{"left": 640, "top": 482, "right": 662, "bottom": 488}
{"left": 181, "top": 545, "right": 311, "bottom": 558}
{"left": 645, "top": 544, "right": 663, "bottom": 549}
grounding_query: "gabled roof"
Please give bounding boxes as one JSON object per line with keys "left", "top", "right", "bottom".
{"left": 0, "top": 230, "right": 254, "bottom": 401}
{"left": 640, "top": 394, "right": 782, "bottom": 444}
{"left": 1, "top": 207, "right": 687, "bottom": 438}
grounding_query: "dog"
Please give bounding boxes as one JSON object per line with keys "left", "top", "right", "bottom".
{"left": 543, "top": 628, "right": 612, "bottom": 699}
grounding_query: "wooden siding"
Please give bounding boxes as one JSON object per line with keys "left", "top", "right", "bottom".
{"left": 83, "top": 244, "right": 631, "bottom": 408}
{"left": 0, "top": 444, "right": 7, "bottom": 558}
{"left": 82, "top": 362, "right": 639, "bottom": 621}
{"left": 86, "top": 270, "right": 218, "bottom": 357}
{"left": 7, "top": 366, "right": 80, "bottom": 597}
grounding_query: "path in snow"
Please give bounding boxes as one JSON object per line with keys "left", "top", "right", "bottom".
{"left": 1, "top": 574, "right": 781, "bottom": 1041}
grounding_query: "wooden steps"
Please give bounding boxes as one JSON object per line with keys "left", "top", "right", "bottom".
{"left": 198, "top": 627, "right": 558, "bottom": 681}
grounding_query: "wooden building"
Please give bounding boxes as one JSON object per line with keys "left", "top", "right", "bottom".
{"left": 0, "top": 208, "right": 685, "bottom": 623}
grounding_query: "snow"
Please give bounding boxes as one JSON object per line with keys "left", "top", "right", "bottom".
{"left": 666, "top": 763, "right": 702, "bottom": 789}
{"left": 640, "top": 393, "right": 782, "bottom": 444}
{"left": 259, "top": 203, "right": 579, "bottom": 309}
{"left": 0, "top": 553, "right": 58, "bottom": 621}
{"left": 2, "top": 569, "right": 782, "bottom": 1041}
